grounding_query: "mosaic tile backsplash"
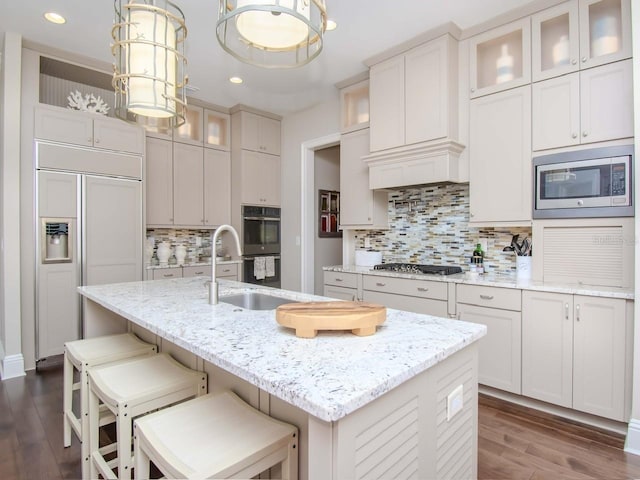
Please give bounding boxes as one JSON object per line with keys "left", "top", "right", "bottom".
{"left": 355, "top": 184, "right": 532, "bottom": 276}
{"left": 146, "top": 229, "right": 213, "bottom": 265}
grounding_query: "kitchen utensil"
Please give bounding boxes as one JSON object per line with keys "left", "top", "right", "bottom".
{"left": 276, "top": 301, "right": 386, "bottom": 338}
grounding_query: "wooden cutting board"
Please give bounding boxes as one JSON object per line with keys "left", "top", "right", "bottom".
{"left": 276, "top": 301, "right": 386, "bottom": 338}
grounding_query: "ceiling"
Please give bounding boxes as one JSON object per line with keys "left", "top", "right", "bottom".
{"left": 0, "top": 0, "right": 537, "bottom": 116}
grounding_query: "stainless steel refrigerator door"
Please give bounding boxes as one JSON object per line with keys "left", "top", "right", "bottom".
{"left": 36, "top": 170, "right": 81, "bottom": 360}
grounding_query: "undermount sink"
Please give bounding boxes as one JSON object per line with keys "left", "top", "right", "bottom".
{"left": 220, "top": 292, "right": 297, "bottom": 310}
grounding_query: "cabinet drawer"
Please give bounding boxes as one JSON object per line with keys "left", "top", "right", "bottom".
{"left": 457, "top": 284, "right": 521, "bottom": 311}
{"left": 362, "top": 290, "right": 448, "bottom": 317}
{"left": 324, "top": 285, "right": 357, "bottom": 301}
{"left": 153, "top": 268, "right": 183, "bottom": 280}
{"left": 216, "top": 263, "right": 238, "bottom": 278}
{"left": 183, "top": 266, "right": 210, "bottom": 278}
{"left": 323, "top": 271, "right": 358, "bottom": 289}
{"left": 363, "top": 275, "right": 447, "bottom": 301}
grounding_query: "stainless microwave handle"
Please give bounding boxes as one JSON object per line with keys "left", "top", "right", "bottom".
{"left": 243, "top": 256, "right": 281, "bottom": 262}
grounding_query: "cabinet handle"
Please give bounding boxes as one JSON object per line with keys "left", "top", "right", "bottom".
{"left": 195, "top": 271, "right": 205, "bottom": 275}
{"left": 417, "top": 287, "right": 429, "bottom": 292}
{"left": 376, "top": 282, "right": 386, "bottom": 287}
{"left": 222, "top": 268, "right": 230, "bottom": 273}
{"left": 163, "top": 274, "right": 173, "bottom": 278}
{"left": 479, "top": 294, "right": 494, "bottom": 300}
{"left": 334, "top": 278, "right": 343, "bottom": 282}
{"left": 457, "top": 312, "right": 461, "bottom": 320}
{"left": 565, "top": 303, "right": 569, "bottom": 320}
{"left": 582, "top": 56, "right": 587, "bottom": 63}
{"left": 576, "top": 304, "right": 580, "bottom": 321}
{"left": 169, "top": 218, "right": 174, "bottom": 222}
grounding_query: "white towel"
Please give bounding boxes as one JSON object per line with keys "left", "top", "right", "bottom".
{"left": 253, "top": 257, "right": 266, "bottom": 280}
{"left": 265, "top": 256, "right": 275, "bottom": 278}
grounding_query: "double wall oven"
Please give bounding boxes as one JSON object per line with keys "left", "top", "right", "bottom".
{"left": 242, "top": 206, "right": 281, "bottom": 288}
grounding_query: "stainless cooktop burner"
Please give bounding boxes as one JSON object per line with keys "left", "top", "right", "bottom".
{"left": 373, "top": 263, "right": 463, "bottom": 276}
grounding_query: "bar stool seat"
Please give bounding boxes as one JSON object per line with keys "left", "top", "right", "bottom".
{"left": 134, "top": 391, "right": 298, "bottom": 479}
{"left": 63, "top": 333, "right": 157, "bottom": 476}
{"left": 88, "top": 353, "right": 207, "bottom": 480}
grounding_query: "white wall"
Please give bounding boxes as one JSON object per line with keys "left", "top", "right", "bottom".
{"left": 280, "top": 95, "right": 341, "bottom": 291}
{"left": 314, "top": 146, "right": 341, "bottom": 295}
{"left": 0, "top": 32, "right": 25, "bottom": 379}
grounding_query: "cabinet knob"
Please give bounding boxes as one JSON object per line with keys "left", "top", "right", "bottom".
{"left": 582, "top": 56, "right": 587, "bottom": 63}
{"left": 169, "top": 218, "right": 174, "bottom": 222}
{"left": 88, "top": 138, "right": 93, "bottom": 143}
{"left": 95, "top": 138, "right": 100, "bottom": 144}
{"left": 572, "top": 132, "right": 578, "bottom": 139}
{"left": 470, "top": 87, "right": 475, "bottom": 93}
{"left": 367, "top": 217, "right": 371, "bottom": 221}
{"left": 571, "top": 59, "right": 577, "bottom": 65}
{"left": 582, "top": 131, "right": 588, "bottom": 137}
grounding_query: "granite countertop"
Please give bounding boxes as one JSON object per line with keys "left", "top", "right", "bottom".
{"left": 323, "top": 265, "right": 634, "bottom": 300}
{"left": 78, "top": 277, "right": 486, "bottom": 422}
{"left": 146, "top": 259, "right": 243, "bottom": 270}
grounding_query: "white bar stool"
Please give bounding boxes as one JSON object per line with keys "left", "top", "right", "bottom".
{"left": 134, "top": 391, "right": 298, "bottom": 479}
{"left": 63, "top": 333, "right": 157, "bottom": 476}
{"left": 87, "top": 352, "right": 208, "bottom": 480}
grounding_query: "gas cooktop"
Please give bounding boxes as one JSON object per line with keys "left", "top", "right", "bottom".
{"left": 373, "top": 263, "right": 463, "bottom": 276}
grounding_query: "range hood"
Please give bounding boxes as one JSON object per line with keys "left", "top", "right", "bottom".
{"left": 362, "top": 139, "right": 467, "bottom": 189}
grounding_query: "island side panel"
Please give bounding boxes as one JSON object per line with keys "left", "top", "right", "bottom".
{"left": 333, "top": 344, "right": 478, "bottom": 479}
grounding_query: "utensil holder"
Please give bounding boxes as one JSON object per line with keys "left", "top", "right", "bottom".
{"left": 516, "top": 256, "right": 531, "bottom": 281}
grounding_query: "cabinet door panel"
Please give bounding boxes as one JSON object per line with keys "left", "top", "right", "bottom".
{"left": 572, "top": 295, "right": 626, "bottom": 420}
{"left": 203, "top": 149, "right": 231, "bottom": 226}
{"left": 405, "top": 39, "right": 448, "bottom": 144}
{"left": 173, "top": 142, "right": 204, "bottom": 225}
{"left": 369, "top": 55, "right": 405, "bottom": 152}
{"left": 93, "top": 116, "right": 144, "bottom": 154}
{"left": 34, "top": 106, "right": 93, "bottom": 146}
{"left": 240, "top": 151, "right": 280, "bottom": 206}
{"left": 469, "top": 86, "right": 532, "bottom": 223}
{"left": 259, "top": 116, "right": 281, "bottom": 155}
{"left": 457, "top": 303, "right": 521, "bottom": 394}
{"left": 580, "top": 59, "right": 633, "bottom": 144}
{"left": 38, "top": 170, "right": 78, "bottom": 218}
{"left": 578, "top": 0, "right": 632, "bottom": 69}
{"left": 340, "top": 129, "right": 373, "bottom": 225}
{"left": 532, "top": 73, "right": 580, "bottom": 150}
{"left": 146, "top": 138, "right": 174, "bottom": 225}
{"left": 522, "top": 291, "right": 573, "bottom": 407}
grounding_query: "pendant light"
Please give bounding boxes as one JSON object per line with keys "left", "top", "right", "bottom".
{"left": 112, "top": 0, "right": 188, "bottom": 127}
{"left": 216, "top": 0, "right": 327, "bottom": 68}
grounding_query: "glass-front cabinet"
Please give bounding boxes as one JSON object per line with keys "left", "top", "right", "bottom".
{"left": 136, "top": 116, "right": 173, "bottom": 140}
{"left": 532, "top": 0, "right": 630, "bottom": 81}
{"left": 532, "top": 2, "right": 580, "bottom": 81}
{"left": 204, "top": 109, "right": 230, "bottom": 151}
{"left": 469, "top": 18, "right": 531, "bottom": 98}
{"left": 340, "top": 79, "right": 370, "bottom": 133}
{"left": 579, "top": 0, "right": 631, "bottom": 69}
{"left": 174, "top": 104, "right": 204, "bottom": 145}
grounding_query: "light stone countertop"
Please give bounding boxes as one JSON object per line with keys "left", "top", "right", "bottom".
{"left": 323, "top": 265, "right": 634, "bottom": 300}
{"left": 78, "top": 277, "right": 486, "bottom": 422}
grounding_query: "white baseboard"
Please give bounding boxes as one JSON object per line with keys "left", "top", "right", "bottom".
{"left": 625, "top": 418, "right": 640, "bottom": 456}
{"left": 1, "top": 353, "right": 26, "bottom": 380}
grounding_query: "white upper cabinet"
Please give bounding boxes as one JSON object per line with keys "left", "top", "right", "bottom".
{"left": 533, "top": 58, "right": 633, "bottom": 150}
{"left": 370, "top": 35, "right": 458, "bottom": 151}
{"left": 579, "top": 0, "right": 631, "bottom": 69}
{"left": 239, "top": 150, "right": 281, "bottom": 206}
{"left": 532, "top": 1, "right": 580, "bottom": 82}
{"left": 35, "top": 104, "right": 144, "bottom": 155}
{"left": 204, "top": 109, "right": 231, "bottom": 151}
{"left": 239, "top": 111, "right": 281, "bottom": 155}
{"left": 469, "top": 18, "right": 531, "bottom": 98}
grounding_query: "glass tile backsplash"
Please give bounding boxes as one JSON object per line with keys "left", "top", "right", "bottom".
{"left": 355, "top": 184, "right": 532, "bottom": 275}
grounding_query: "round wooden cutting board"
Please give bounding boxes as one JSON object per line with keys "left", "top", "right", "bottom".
{"left": 275, "top": 301, "right": 386, "bottom": 338}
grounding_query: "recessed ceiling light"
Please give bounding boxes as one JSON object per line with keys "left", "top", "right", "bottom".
{"left": 44, "top": 12, "right": 66, "bottom": 24}
{"left": 326, "top": 19, "right": 337, "bottom": 31}
{"left": 229, "top": 76, "right": 243, "bottom": 84}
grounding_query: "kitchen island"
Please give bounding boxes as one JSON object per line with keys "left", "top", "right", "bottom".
{"left": 79, "top": 277, "right": 486, "bottom": 480}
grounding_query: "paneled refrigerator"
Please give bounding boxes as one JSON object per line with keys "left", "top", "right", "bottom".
{"left": 35, "top": 141, "right": 143, "bottom": 362}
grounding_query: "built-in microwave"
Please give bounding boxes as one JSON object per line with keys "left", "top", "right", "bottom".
{"left": 533, "top": 145, "right": 634, "bottom": 219}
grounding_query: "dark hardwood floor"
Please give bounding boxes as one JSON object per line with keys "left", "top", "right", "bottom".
{"left": 1, "top": 365, "right": 639, "bottom": 479}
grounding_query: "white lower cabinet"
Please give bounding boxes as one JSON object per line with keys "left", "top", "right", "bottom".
{"left": 362, "top": 275, "right": 448, "bottom": 317}
{"left": 456, "top": 285, "right": 522, "bottom": 394}
{"left": 522, "top": 291, "right": 628, "bottom": 421}
{"left": 323, "top": 271, "right": 358, "bottom": 301}
{"left": 152, "top": 268, "right": 183, "bottom": 280}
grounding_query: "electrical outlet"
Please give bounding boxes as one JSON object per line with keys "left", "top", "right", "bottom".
{"left": 447, "top": 384, "right": 464, "bottom": 421}
{"left": 195, "top": 236, "right": 202, "bottom": 247}
{"left": 364, "top": 237, "right": 371, "bottom": 248}
{"left": 480, "top": 239, "right": 488, "bottom": 252}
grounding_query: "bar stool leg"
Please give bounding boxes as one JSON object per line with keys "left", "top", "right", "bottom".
{"left": 117, "top": 403, "right": 133, "bottom": 480}
{"left": 133, "top": 424, "right": 150, "bottom": 480}
{"left": 283, "top": 435, "right": 298, "bottom": 480}
{"left": 87, "top": 386, "right": 100, "bottom": 480}
{"left": 63, "top": 350, "right": 73, "bottom": 447}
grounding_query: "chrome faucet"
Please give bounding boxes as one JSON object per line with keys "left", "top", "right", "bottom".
{"left": 209, "top": 225, "right": 242, "bottom": 305}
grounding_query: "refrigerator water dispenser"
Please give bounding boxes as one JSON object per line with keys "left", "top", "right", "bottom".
{"left": 42, "top": 219, "right": 73, "bottom": 263}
